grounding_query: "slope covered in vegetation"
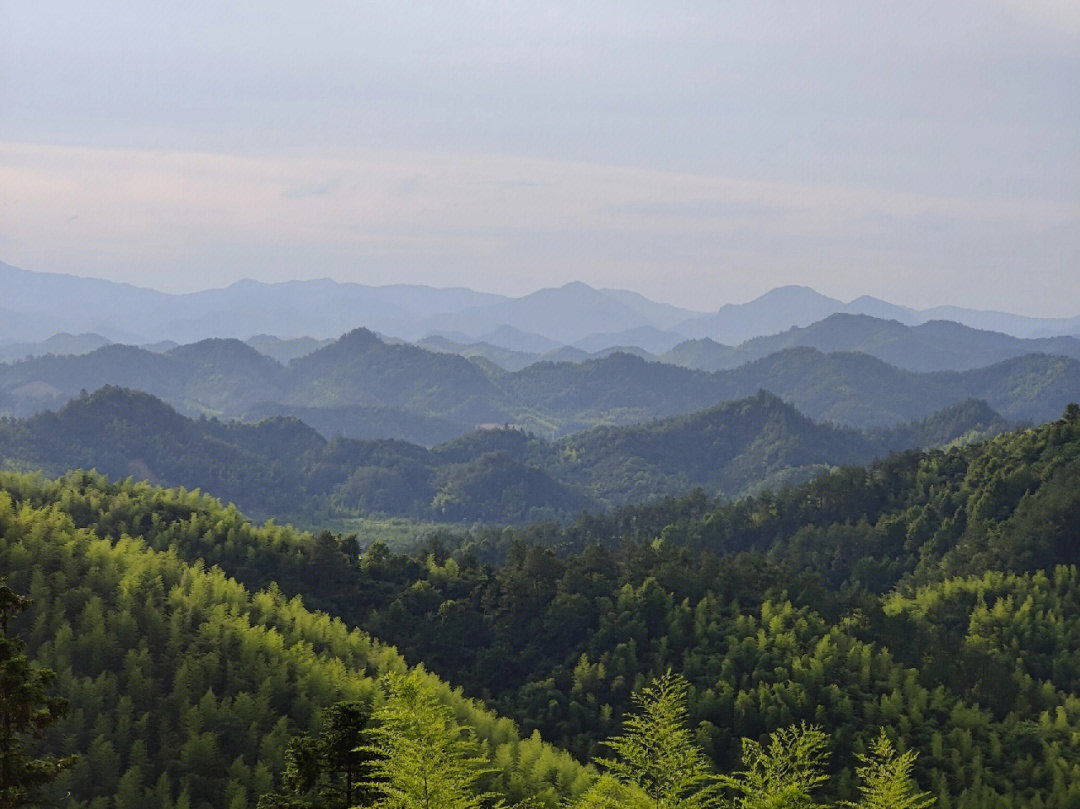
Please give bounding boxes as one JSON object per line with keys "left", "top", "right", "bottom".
{"left": 5, "top": 406, "right": 1079, "bottom": 806}
{"left": 40, "top": 406, "right": 1075, "bottom": 807}
{"left": 0, "top": 476, "right": 591, "bottom": 808}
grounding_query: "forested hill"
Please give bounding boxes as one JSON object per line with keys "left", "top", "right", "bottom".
{"left": 7, "top": 405, "right": 1080, "bottom": 807}
{"left": 0, "top": 475, "right": 592, "bottom": 808}
{"left": 0, "top": 387, "right": 1008, "bottom": 524}
{"left": 3, "top": 328, "right": 1079, "bottom": 440}
{"left": 243, "top": 404, "right": 1080, "bottom": 806}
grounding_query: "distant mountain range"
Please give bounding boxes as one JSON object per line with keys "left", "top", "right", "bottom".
{"left": 4, "top": 260, "right": 1079, "bottom": 349}
{"left": 0, "top": 387, "right": 1010, "bottom": 523}
{"left": 425, "top": 313, "right": 1080, "bottom": 375}
{"left": 674, "top": 285, "right": 1080, "bottom": 342}
{"left": 8, "top": 312, "right": 1079, "bottom": 378}
{"left": 661, "top": 313, "right": 1080, "bottom": 373}
{"left": 5, "top": 260, "right": 1079, "bottom": 451}
{"left": 3, "top": 327, "right": 1078, "bottom": 443}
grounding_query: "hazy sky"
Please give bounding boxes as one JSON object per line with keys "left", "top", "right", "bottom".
{"left": 2, "top": 1, "right": 1078, "bottom": 314}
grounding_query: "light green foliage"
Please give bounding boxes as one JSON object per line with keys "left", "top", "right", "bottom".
{"left": 0, "top": 475, "right": 593, "bottom": 808}
{"left": 841, "top": 730, "right": 933, "bottom": 809}
{"left": 569, "top": 774, "right": 649, "bottom": 809}
{"left": 1, "top": 405, "right": 1079, "bottom": 807}
{"left": 363, "top": 671, "right": 495, "bottom": 809}
{"left": 595, "top": 671, "right": 715, "bottom": 809}
{"left": 716, "top": 724, "right": 829, "bottom": 809}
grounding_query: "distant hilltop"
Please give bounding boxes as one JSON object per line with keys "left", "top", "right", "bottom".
{"left": 476, "top": 422, "right": 528, "bottom": 433}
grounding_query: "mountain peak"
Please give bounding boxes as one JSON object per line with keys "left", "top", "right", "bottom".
{"left": 55, "top": 385, "right": 185, "bottom": 425}
{"left": 168, "top": 337, "right": 275, "bottom": 365}
{"left": 337, "top": 327, "right": 383, "bottom": 346}
{"left": 558, "top": 281, "right": 596, "bottom": 293}
{"left": 748, "top": 285, "right": 837, "bottom": 305}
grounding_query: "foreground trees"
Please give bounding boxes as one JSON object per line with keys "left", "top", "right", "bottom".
{"left": 363, "top": 671, "right": 495, "bottom": 809}
{"left": 256, "top": 701, "right": 375, "bottom": 809}
{"left": 0, "top": 582, "right": 72, "bottom": 808}
{"left": 0, "top": 482, "right": 590, "bottom": 808}
{"left": 590, "top": 672, "right": 933, "bottom": 809}
{"left": 261, "top": 672, "right": 934, "bottom": 809}
{"left": 841, "top": 731, "right": 934, "bottom": 809}
{"left": 6, "top": 405, "right": 1080, "bottom": 807}
{"left": 594, "top": 671, "right": 713, "bottom": 809}
{"left": 716, "top": 723, "right": 830, "bottom": 809}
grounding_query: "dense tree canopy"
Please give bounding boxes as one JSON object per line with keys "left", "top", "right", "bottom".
{"left": 0, "top": 581, "right": 73, "bottom": 808}
{"left": 0, "top": 483, "right": 591, "bottom": 808}
{"left": 0, "top": 405, "right": 1077, "bottom": 807}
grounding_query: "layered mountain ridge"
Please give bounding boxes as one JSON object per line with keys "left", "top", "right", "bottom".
{"left": 7, "top": 326, "right": 1076, "bottom": 440}
{"left": 0, "top": 385, "right": 1010, "bottom": 524}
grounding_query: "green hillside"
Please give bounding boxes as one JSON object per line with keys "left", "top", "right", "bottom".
{"left": 3, "top": 405, "right": 1080, "bottom": 807}
{"left": 87, "top": 403, "right": 1071, "bottom": 809}
{"left": 0, "top": 474, "right": 591, "bottom": 809}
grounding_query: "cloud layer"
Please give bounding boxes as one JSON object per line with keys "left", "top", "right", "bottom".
{"left": 2, "top": 2, "right": 1078, "bottom": 313}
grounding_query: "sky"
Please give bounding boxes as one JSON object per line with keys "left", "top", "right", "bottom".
{"left": 2, "top": 1, "right": 1078, "bottom": 315}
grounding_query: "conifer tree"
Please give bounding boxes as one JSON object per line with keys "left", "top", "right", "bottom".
{"left": 320, "top": 701, "right": 372, "bottom": 807}
{"left": 715, "top": 723, "right": 829, "bottom": 809}
{"left": 841, "top": 730, "right": 934, "bottom": 809}
{"left": 257, "top": 701, "right": 375, "bottom": 809}
{"left": 594, "top": 670, "right": 714, "bottom": 809}
{"left": 0, "top": 581, "right": 73, "bottom": 808}
{"left": 363, "top": 671, "right": 495, "bottom": 809}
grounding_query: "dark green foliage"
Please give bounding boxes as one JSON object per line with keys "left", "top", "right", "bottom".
{"left": 3, "top": 327, "right": 1078, "bottom": 437}
{"left": 1, "top": 406, "right": 1079, "bottom": 807}
{"left": 75, "top": 403, "right": 1069, "bottom": 808}
{"left": 0, "top": 583, "right": 73, "bottom": 808}
{"left": 0, "top": 387, "right": 1007, "bottom": 524}
{"left": 256, "top": 701, "right": 376, "bottom": 809}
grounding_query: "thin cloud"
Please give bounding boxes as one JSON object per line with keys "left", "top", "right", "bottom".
{"left": 2, "top": 140, "right": 1077, "bottom": 314}
{"left": 281, "top": 177, "right": 341, "bottom": 199}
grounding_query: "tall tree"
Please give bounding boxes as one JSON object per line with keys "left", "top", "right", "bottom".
{"left": 0, "top": 581, "right": 73, "bottom": 809}
{"left": 570, "top": 774, "right": 649, "bottom": 809}
{"left": 594, "top": 671, "right": 715, "bottom": 809}
{"left": 257, "top": 701, "right": 375, "bottom": 809}
{"left": 841, "top": 730, "right": 934, "bottom": 809}
{"left": 716, "top": 723, "right": 830, "bottom": 809}
{"left": 362, "top": 671, "right": 494, "bottom": 809}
